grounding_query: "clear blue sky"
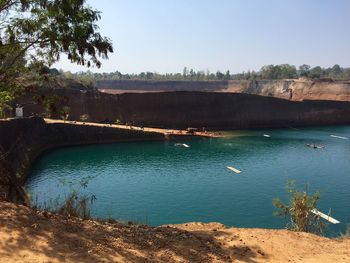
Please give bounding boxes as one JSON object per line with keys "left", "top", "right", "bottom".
{"left": 54, "top": 0, "right": 350, "bottom": 74}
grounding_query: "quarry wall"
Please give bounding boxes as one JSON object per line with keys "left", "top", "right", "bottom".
{"left": 0, "top": 118, "right": 165, "bottom": 203}
{"left": 17, "top": 89, "right": 350, "bottom": 129}
{"left": 97, "top": 79, "right": 350, "bottom": 102}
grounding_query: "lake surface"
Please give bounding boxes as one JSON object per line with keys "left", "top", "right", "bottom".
{"left": 27, "top": 126, "right": 350, "bottom": 236}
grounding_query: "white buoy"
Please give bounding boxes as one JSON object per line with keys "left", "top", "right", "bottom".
{"left": 227, "top": 166, "right": 241, "bottom": 174}
{"left": 330, "top": 135, "right": 348, "bottom": 140}
{"left": 311, "top": 209, "right": 340, "bottom": 224}
{"left": 263, "top": 134, "right": 271, "bottom": 138}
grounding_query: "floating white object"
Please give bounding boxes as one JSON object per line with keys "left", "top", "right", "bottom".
{"left": 263, "top": 134, "right": 271, "bottom": 138}
{"left": 311, "top": 209, "right": 340, "bottom": 224}
{"left": 175, "top": 143, "right": 190, "bottom": 148}
{"left": 227, "top": 166, "right": 241, "bottom": 174}
{"left": 330, "top": 135, "right": 348, "bottom": 140}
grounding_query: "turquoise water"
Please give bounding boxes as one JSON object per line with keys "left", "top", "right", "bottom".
{"left": 27, "top": 126, "right": 350, "bottom": 236}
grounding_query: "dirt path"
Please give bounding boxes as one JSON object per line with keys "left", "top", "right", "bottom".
{"left": 43, "top": 118, "right": 223, "bottom": 138}
{"left": 0, "top": 202, "right": 349, "bottom": 263}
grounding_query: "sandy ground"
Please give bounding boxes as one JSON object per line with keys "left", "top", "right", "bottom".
{"left": 0, "top": 202, "right": 349, "bottom": 263}
{"left": 43, "top": 118, "right": 222, "bottom": 138}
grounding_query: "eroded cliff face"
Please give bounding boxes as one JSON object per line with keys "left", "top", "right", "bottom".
{"left": 16, "top": 89, "right": 350, "bottom": 129}
{"left": 224, "top": 79, "right": 350, "bottom": 101}
{"left": 97, "top": 79, "right": 350, "bottom": 102}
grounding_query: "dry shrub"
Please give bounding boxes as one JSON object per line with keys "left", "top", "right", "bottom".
{"left": 273, "top": 181, "right": 326, "bottom": 235}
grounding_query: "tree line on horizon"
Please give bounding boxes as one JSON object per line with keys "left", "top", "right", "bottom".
{"left": 62, "top": 64, "right": 350, "bottom": 83}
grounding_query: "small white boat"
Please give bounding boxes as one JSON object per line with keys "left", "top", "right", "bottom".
{"left": 263, "top": 134, "right": 271, "bottom": 138}
{"left": 227, "top": 166, "right": 241, "bottom": 174}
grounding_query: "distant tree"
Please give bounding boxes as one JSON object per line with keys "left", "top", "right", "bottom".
{"left": 309, "top": 66, "right": 323, "bottom": 79}
{"left": 224, "top": 70, "right": 231, "bottom": 80}
{"left": 260, "top": 65, "right": 275, "bottom": 79}
{"left": 216, "top": 70, "right": 224, "bottom": 80}
{"left": 298, "top": 64, "right": 311, "bottom": 77}
{"left": 189, "top": 69, "right": 195, "bottom": 79}
{"left": 146, "top": 72, "right": 154, "bottom": 80}
{"left": 183, "top": 67, "right": 188, "bottom": 78}
{"left": 279, "top": 64, "right": 297, "bottom": 79}
{"left": 330, "top": 64, "right": 342, "bottom": 79}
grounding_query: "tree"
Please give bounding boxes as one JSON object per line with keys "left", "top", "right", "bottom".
{"left": 279, "top": 64, "right": 297, "bottom": 79}
{"left": 260, "top": 65, "right": 275, "bottom": 79}
{"left": 0, "top": 0, "right": 113, "bottom": 116}
{"left": 330, "top": 64, "right": 342, "bottom": 79}
{"left": 224, "top": 70, "right": 230, "bottom": 80}
{"left": 1, "top": 0, "right": 113, "bottom": 70}
{"left": 298, "top": 64, "right": 311, "bottom": 77}
{"left": 146, "top": 72, "right": 154, "bottom": 80}
{"left": 309, "top": 66, "right": 323, "bottom": 79}
{"left": 189, "top": 69, "right": 195, "bottom": 79}
{"left": 182, "top": 67, "right": 188, "bottom": 78}
{"left": 216, "top": 70, "right": 224, "bottom": 80}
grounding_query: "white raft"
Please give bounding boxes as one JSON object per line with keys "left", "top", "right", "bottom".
{"left": 311, "top": 209, "right": 340, "bottom": 224}
{"left": 227, "top": 166, "right": 241, "bottom": 174}
{"left": 330, "top": 135, "right": 348, "bottom": 140}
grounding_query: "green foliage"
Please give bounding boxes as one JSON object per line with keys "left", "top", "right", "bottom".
{"left": 38, "top": 94, "right": 59, "bottom": 118}
{"left": 0, "top": 0, "right": 113, "bottom": 107}
{"left": 273, "top": 181, "right": 325, "bottom": 235}
{"left": 1, "top": 0, "right": 113, "bottom": 69}
{"left": 60, "top": 105, "right": 70, "bottom": 121}
{"left": 0, "top": 90, "right": 13, "bottom": 118}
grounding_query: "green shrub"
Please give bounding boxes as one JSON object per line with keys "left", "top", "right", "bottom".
{"left": 60, "top": 106, "right": 70, "bottom": 121}
{"left": 273, "top": 181, "right": 326, "bottom": 235}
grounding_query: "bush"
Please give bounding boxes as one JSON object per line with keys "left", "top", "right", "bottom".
{"left": 273, "top": 181, "right": 326, "bottom": 235}
{"left": 57, "top": 191, "right": 96, "bottom": 220}
{"left": 60, "top": 106, "right": 70, "bottom": 121}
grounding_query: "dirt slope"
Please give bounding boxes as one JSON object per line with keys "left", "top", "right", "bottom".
{"left": 0, "top": 202, "right": 349, "bottom": 263}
